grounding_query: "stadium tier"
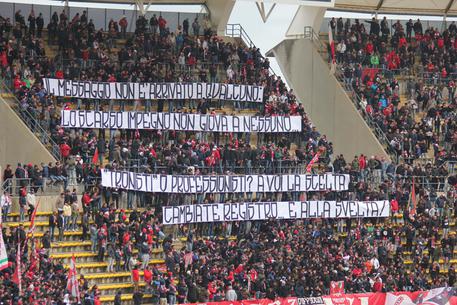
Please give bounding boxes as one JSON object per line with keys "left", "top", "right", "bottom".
{"left": 0, "top": 3, "right": 456, "bottom": 305}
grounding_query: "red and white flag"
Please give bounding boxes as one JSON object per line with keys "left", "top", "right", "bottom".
{"left": 67, "top": 254, "right": 80, "bottom": 302}
{"left": 306, "top": 151, "right": 321, "bottom": 173}
{"left": 0, "top": 225, "right": 8, "bottom": 271}
{"left": 330, "top": 281, "right": 345, "bottom": 295}
{"left": 28, "top": 199, "right": 40, "bottom": 236}
{"left": 12, "top": 241, "right": 22, "bottom": 295}
{"left": 328, "top": 25, "right": 336, "bottom": 74}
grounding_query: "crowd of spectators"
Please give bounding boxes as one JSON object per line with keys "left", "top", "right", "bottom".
{"left": 0, "top": 10, "right": 456, "bottom": 305}
{"left": 331, "top": 17, "right": 457, "bottom": 164}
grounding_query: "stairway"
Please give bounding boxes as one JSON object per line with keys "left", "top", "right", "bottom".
{"left": 5, "top": 211, "right": 166, "bottom": 304}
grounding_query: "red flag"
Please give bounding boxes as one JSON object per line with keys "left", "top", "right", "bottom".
{"left": 12, "top": 242, "right": 21, "bottom": 295}
{"left": 306, "top": 151, "right": 321, "bottom": 173}
{"left": 328, "top": 25, "right": 336, "bottom": 74}
{"left": 409, "top": 177, "right": 417, "bottom": 216}
{"left": 67, "top": 254, "right": 80, "bottom": 302}
{"left": 92, "top": 147, "right": 99, "bottom": 165}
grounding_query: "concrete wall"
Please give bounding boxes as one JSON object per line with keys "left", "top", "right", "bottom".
{"left": 269, "top": 38, "right": 389, "bottom": 160}
{"left": 0, "top": 97, "right": 56, "bottom": 170}
{"left": 206, "top": 0, "right": 236, "bottom": 35}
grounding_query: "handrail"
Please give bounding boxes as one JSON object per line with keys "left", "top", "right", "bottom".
{"left": 225, "top": 23, "right": 277, "bottom": 76}
{"left": 334, "top": 72, "right": 399, "bottom": 162}
{"left": 302, "top": 26, "right": 398, "bottom": 162}
{"left": 0, "top": 81, "right": 61, "bottom": 161}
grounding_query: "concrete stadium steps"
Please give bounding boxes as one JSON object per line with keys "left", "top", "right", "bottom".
{"left": 67, "top": 259, "right": 164, "bottom": 274}
{"left": 51, "top": 248, "right": 164, "bottom": 263}
{"left": 100, "top": 293, "right": 153, "bottom": 304}
{"left": 4, "top": 210, "right": 456, "bottom": 303}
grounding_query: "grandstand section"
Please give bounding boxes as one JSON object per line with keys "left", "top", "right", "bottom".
{"left": 0, "top": 0, "right": 456, "bottom": 305}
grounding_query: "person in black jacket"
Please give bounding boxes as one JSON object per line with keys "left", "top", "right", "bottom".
{"left": 57, "top": 210, "right": 65, "bottom": 241}
{"left": 114, "top": 291, "right": 122, "bottom": 305}
{"left": 41, "top": 231, "right": 51, "bottom": 257}
{"left": 49, "top": 211, "right": 56, "bottom": 242}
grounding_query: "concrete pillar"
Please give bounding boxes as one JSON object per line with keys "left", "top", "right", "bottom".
{"left": 206, "top": 0, "right": 236, "bottom": 36}
{"left": 286, "top": 5, "right": 326, "bottom": 37}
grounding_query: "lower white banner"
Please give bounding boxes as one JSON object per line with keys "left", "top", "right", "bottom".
{"left": 162, "top": 201, "right": 390, "bottom": 224}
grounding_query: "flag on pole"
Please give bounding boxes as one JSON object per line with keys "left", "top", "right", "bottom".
{"left": 306, "top": 151, "right": 321, "bottom": 173}
{"left": 328, "top": 25, "right": 336, "bottom": 75}
{"left": 409, "top": 177, "right": 417, "bottom": 216}
{"left": 28, "top": 199, "right": 40, "bottom": 236}
{"left": 67, "top": 254, "right": 80, "bottom": 302}
{"left": 0, "top": 226, "right": 8, "bottom": 271}
{"left": 330, "top": 280, "right": 345, "bottom": 295}
{"left": 12, "top": 241, "right": 22, "bottom": 295}
{"left": 92, "top": 147, "right": 99, "bottom": 165}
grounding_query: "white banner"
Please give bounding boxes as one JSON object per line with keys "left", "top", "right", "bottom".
{"left": 101, "top": 170, "right": 350, "bottom": 193}
{"left": 43, "top": 78, "right": 264, "bottom": 102}
{"left": 60, "top": 110, "right": 302, "bottom": 133}
{"left": 162, "top": 200, "right": 390, "bottom": 224}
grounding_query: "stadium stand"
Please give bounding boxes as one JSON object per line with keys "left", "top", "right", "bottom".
{"left": 0, "top": 5, "right": 456, "bottom": 305}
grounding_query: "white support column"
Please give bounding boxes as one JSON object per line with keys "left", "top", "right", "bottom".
{"left": 285, "top": 5, "right": 326, "bottom": 37}
{"left": 206, "top": 0, "right": 236, "bottom": 36}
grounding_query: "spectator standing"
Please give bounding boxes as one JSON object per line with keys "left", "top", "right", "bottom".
{"left": 63, "top": 202, "right": 71, "bottom": 230}
{"left": 57, "top": 210, "right": 65, "bottom": 241}
{"left": 132, "top": 265, "right": 140, "bottom": 292}
{"left": 1, "top": 191, "right": 11, "bottom": 222}
{"left": 49, "top": 211, "right": 57, "bottom": 242}
{"left": 226, "top": 285, "right": 237, "bottom": 301}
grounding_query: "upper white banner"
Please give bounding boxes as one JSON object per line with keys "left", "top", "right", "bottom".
{"left": 43, "top": 78, "right": 264, "bottom": 102}
{"left": 162, "top": 200, "right": 390, "bottom": 224}
{"left": 101, "top": 170, "right": 350, "bottom": 193}
{"left": 60, "top": 110, "right": 302, "bottom": 133}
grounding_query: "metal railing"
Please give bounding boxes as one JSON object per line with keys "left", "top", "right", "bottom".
{"left": 333, "top": 72, "right": 399, "bottom": 162}
{"left": 303, "top": 26, "right": 399, "bottom": 162}
{"left": 0, "top": 81, "right": 61, "bottom": 161}
{"left": 1, "top": 178, "right": 32, "bottom": 195}
{"left": 225, "top": 23, "right": 277, "bottom": 76}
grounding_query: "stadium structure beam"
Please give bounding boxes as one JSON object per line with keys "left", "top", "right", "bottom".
{"left": 375, "top": 0, "right": 384, "bottom": 11}
{"left": 445, "top": 0, "right": 457, "bottom": 15}
{"left": 285, "top": 5, "right": 326, "bottom": 37}
{"left": 255, "top": 1, "right": 277, "bottom": 23}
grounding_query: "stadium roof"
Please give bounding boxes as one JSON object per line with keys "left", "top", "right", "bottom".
{"left": 333, "top": 0, "right": 457, "bottom": 16}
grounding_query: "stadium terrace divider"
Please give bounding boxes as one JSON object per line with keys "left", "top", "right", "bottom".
{"left": 101, "top": 170, "right": 350, "bottom": 193}
{"left": 60, "top": 110, "right": 303, "bottom": 133}
{"left": 43, "top": 78, "right": 264, "bottom": 102}
{"left": 162, "top": 200, "right": 390, "bottom": 224}
{"left": 180, "top": 288, "right": 456, "bottom": 305}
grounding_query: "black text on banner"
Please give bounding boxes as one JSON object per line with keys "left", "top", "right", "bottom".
{"left": 60, "top": 110, "right": 302, "bottom": 133}
{"left": 162, "top": 201, "right": 390, "bottom": 224}
{"left": 44, "top": 78, "right": 264, "bottom": 102}
{"left": 101, "top": 170, "right": 350, "bottom": 193}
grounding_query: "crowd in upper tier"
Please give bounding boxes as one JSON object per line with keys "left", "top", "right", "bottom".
{"left": 0, "top": 10, "right": 456, "bottom": 305}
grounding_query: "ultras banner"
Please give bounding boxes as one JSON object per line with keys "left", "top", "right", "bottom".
{"left": 162, "top": 201, "right": 390, "bottom": 224}
{"left": 101, "top": 170, "right": 350, "bottom": 193}
{"left": 179, "top": 288, "right": 456, "bottom": 305}
{"left": 43, "top": 78, "right": 264, "bottom": 102}
{"left": 60, "top": 110, "right": 302, "bottom": 133}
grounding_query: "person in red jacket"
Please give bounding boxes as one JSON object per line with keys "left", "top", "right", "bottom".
{"left": 60, "top": 142, "right": 71, "bottom": 160}
{"left": 372, "top": 277, "right": 383, "bottom": 292}
{"left": 143, "top": 265, "right": 152, "bottom": 288}
{"left": 132, "top": 265, "right": 140, "bottom": 292}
